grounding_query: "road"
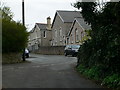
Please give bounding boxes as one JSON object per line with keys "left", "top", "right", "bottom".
{"left": 2, "top": 54, "right": 102, "bottom": 88}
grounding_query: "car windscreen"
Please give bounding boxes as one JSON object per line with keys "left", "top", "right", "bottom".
{"left": 72, "top": 45, "right": 80, "bottom": 49}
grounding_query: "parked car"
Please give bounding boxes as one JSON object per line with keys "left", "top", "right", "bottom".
{"left": 64, "top": 45, "right": 80, "bottom": 56}
{"left": 25, "top": 48, "right": 29, "bottom": 58}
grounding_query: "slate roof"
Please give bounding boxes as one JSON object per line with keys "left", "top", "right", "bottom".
{"left": 36, "top": 23, "right": 47, "bottom": 30}
{"left": 29, "top": 23, "right": 47, "bottom": 33}
{"left": 57, "top": 10, "right": 82, "bottom": 23}
{"left": 75, "top": 18, "right": 91, "bottom": 30}
{"left": 52, "top": 10, "right": 82, "bottom": 28}
{"left": 68, "top": 18, "right": 91, "bottom": 36}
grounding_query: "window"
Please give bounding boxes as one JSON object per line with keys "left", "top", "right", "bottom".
{"left": 60, "top": 28, "right": 62, "bottom": 36}
{"left": 82, "top": 31, "right": 85, "bottom": 37}
{"left": 81, "top": 31, "right": 84, "bottom": 41}
{"left": 60, "top": 28, "right": 62, "bottom": 41}
{"left": 76, "top": 35, "right": 79, "bottom": 42}
{"left": 75, "top": 28, "right": 79, "bottom": 42}
{"left": 71, "top": 34, "right": 73, "bottom": 44}
{"left": 55, "top": 29, "right": 57, "bottom": 37}
{"left": 43, "top": 31, "right": 46, "bottom": 38}
{"left": 67, "top": 38, "right": 69, "bottom": 44}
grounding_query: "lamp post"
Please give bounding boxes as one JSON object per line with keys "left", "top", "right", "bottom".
{"left": 22, "top": 0, "right": 25, "bottom": 61}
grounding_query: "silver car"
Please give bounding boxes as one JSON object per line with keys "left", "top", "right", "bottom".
{"left": 64, "top": 45, "right": 80, "bottom": 56}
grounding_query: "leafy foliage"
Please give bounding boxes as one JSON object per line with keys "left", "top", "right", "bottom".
{"left": 0, "top": 6, "right": 13, "bottom": 21}
{"left": 102, "top": 74, "right": 120, "bottom": 88}
{"left": 80, "top": 29, "right": 92, "bottom": 44}
{"left": 75, "top": 1, "right": 120, "bottom": 89}
{"left": 77, "top": 65, "right": 105, "bottom": 81}
{"left": 76, "top": 64, "right": 120, "bottom": 89}
{"left": 2, "top": 19, "right": 28, "bottom": 53}
{"left": 1, "top": 6, "right": 28, "bottom": 53}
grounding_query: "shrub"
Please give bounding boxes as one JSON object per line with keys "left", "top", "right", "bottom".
{"left": 102, "top": 74, "right": 120, "bottom": 88}
{"left": 1, "top": 6, "right": 28, "bottom": 53}
{"left": 77, "top": 64, "right": 107, "bottom": 81}
{"left": 2, "top": 19, "right": 28, "bottom": 53}
{"left": 74, "top": 2, "right": 120, "bottom": 89}
{"left": 76, "top": 64, "right": 86, "bottom": 73}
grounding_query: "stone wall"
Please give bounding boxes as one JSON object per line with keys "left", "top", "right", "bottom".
{"left": 2, "top": 53, "right": 22, "bottom": 64}
{"left": 34, "top": 46, "right": 65, "bottom": 55}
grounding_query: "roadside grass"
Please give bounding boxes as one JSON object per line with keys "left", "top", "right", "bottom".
{"left": 76, "top": 64, "right": 120, "bottom": 90}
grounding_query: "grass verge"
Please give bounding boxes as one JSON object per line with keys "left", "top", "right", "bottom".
{"left": 76, "top": 64, "right": 120, "bottom": 90}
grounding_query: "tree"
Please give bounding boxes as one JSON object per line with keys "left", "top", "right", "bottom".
{"left": 1, "top": 6, "right": 28, "bottom": 53}
{"left": 74, "top": 1, "right": 120, "bottom": 73}
{"left": 0, "top": 6, "right": 13, "bottom": 21}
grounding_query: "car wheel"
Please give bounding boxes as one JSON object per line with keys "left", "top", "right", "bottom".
{"left": 26, "top": 53, "right": 29, "bottom": 58}
{"left": 64, "top": 52, "right": 67, "bottom": 56}
{"left": 72, "top": 54, "right": 75, "bottom": 57}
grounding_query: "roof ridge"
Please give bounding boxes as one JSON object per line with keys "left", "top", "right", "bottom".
{"left": 36, "top": 23, "right": 47, "bottom": 25}
{"left": 75, "top": 17, "right": 83, "bottom": 18}
{"left": 57, "top": 10, "right": 80, "bottom": 12}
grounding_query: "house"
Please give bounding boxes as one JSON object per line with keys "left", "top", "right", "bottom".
{"left": 68, "top": 18, "right": 91, "bottom": 45}
{"left": 28, "top": 17, "right": 52, "bottom": 51}
{"left": 51, "top": 10, "right": 82, "bottom": 46}
{"left": 28, "top": 10, "right": 91, "bottom": 52}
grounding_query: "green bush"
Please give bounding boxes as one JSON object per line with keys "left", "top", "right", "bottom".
{"left": 102, "top": 74, "right": 120, "bottom": 88}
{"left": 2, "top": 19, "right": 28, "bottom": 53}
{"left": 1, "top": 6, "right": 28, "bottom": 53}
{"left": 85, "top": 66, "right": 101, "bottom": 80}
{"left": 77, "top": 65, "right": 106, "bottom": 81}
{"left": 76, "top": 64, "right": 86, "bottom": 73}
{"left": 76, "top": 2, "right": 120, "bottom": 73}
{"left": 77, "top": 64, "right": 120, "bottom": 89}
{"left": 74, "top": 2, "right": 120, "bottom": 89}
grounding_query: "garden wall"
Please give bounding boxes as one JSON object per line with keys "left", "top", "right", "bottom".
{"left": 33, "top": 46, "right": 65, "bottom": 55}
{"left": 2, "top": 53, "right": 22, "bottom": 64}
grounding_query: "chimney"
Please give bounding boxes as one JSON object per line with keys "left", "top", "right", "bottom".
{"left": 47, "top": 16, "right": 51, "bottom": 30}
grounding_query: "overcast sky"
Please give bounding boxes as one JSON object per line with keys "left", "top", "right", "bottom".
{"left": 2, "top": 0, "right": 79, "bottom": 31}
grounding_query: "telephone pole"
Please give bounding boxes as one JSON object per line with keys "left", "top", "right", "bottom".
{"left": 22, "top": 0, "right": 25, "bottom": 25}
{"left": 22, "top": 0, "right": 25, "bottom": 61}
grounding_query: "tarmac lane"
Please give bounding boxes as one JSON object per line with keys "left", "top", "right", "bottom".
{"left": 2, "top": 54, "right": 102, "bottom": 88}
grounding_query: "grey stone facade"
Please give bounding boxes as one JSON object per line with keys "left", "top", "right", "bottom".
{"left": 28, "top": 10, "right": 91, "bottom": 52}
{"left": 68, "top": 18, "right": 91, "bottom": 45}
{"left": 28, "top": 17, "right": 52, "bottom": 51}
{"left": 51, "top": 11, "right": 82, "bottom": 46}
